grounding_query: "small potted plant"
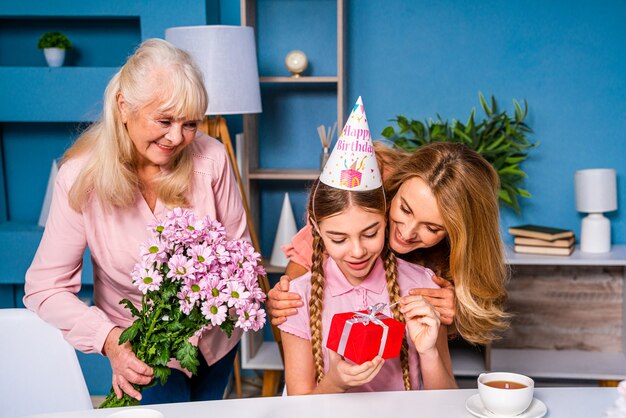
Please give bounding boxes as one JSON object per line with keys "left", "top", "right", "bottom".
{"left": 37, "top": 31, "right": 72, "bottom": 67}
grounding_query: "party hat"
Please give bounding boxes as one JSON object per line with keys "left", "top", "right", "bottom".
{"left": 270, "top": 193, "right": 298, "bottom": 267}
{"left": 319, "top": 96, "right": 382, "bottom": 191}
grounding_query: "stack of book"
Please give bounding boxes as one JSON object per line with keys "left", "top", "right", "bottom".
{"left": 509, "top": 224, "right": 575, "bottom": 256}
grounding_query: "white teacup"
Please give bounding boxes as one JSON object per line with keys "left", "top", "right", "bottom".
{"left": 477, "top": 372, "right": 534, "bottom": 416}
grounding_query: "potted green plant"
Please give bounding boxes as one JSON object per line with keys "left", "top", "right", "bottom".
{"left": 381, "top": 93, "right": 537, "bottom": 213}
{"left": 37, "top": 31, "right": 72, "bottom": 67}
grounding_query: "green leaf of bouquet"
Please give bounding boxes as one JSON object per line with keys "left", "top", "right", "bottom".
{"left": 166, "top": 320, "right": 185, "bottom": 333}
{"left": 119, "top": 298, "right": 141, "bottom": 318}
{"left": 155, "top": 347, "right": 171, "bottom": 366}
{"left": 119, "top": 321, "right": 141, "bottom": 344}
{"left": 176, "top": 342, "right": 200, "bottom": 375}
{"left": 220, "top": 320, "right": 234, "bottom": 338}
{"left": 153, "top": 365, "right": 171, "bottom": 385}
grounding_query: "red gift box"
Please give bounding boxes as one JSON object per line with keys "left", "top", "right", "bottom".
{"left": 326, "top": 304, "right": 405, "bottom": 365}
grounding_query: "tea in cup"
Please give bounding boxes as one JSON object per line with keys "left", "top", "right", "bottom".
{"left": 477, "top": 372, "right": 534, "bottom": 416}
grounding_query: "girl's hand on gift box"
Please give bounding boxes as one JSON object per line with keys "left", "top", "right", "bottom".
{"left": 267, "top": 275, "right": 304, "bottom": 325}
{"left": 399, "top": 295, "right": 441, "bottom": 355}
{"left": 408, "top": 275, "right": 455, "bottom": 326}
{"left": 103, "top": 327, "right": 154, "bottom": 400}
{"left": 322, "top": 350, "right": 385, "bottom": 392}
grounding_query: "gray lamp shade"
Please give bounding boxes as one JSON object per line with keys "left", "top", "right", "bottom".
{"left": 165, "top": 25, "right": 262, "bottom": 115}
{"left": 575, "top": 168, "right": 618, "bottom": 213}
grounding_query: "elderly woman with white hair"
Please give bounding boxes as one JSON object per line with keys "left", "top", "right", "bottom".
{"left": 24, "top": 38, "right": 249, "bottom": 404}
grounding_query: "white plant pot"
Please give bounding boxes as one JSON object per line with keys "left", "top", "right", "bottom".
{"left": 43, "top": 48, "right": 65, "bottom": 67}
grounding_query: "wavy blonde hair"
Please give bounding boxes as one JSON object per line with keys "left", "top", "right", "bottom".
{"left": 63, "top": 38, "right": 208, "bottom": 211}
{"left": 382, "top": 142, "right": 510, "bottom": 344}
{"left": 308, "top": 181, "right": 411, "bottom": 390}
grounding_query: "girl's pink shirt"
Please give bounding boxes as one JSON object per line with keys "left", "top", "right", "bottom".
{"left": 278, "top": 257, "right": 439, "bottom": 392}
{"left": 23, "top": 134, "right": 249, "bottom": 367}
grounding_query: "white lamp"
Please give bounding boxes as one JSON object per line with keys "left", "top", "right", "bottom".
{"left": 165, "top": 25, "right": 262, "bottom": 249}
{"left": 575, "top": 168, "right": 618, "bottom": 253}
{"left": 165, "top": 25, "right": 262, "bottom": 115}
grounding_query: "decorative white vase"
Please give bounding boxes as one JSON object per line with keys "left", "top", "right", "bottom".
{"left": 43, "top": 48, "right": 65, "bottom": 67}
{"left": 270, "top": 193, "right": 298, "bottom": 267}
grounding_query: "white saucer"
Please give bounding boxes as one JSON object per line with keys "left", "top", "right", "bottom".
{"left": 465, "top": 394, "right": 547, "bottom": 418}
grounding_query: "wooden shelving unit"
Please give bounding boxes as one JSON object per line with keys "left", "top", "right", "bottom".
{"left": 260, "top": 76, "right": 338, "bottom": 83}
{"left": 249, "top": 241, "right": 626, "bottom": 383}
{"left": 249, "top": 169, "right": 320, "bottom": 181}
{"left": 239, "top": 0, "right": 347, "bottom": 395}
{"left": 491, "top": 244, "right": 626, "bottom": 380}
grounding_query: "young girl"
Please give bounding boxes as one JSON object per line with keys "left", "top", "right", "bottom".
{"left": 278, "top": 180, "right": 457, "bottom": 394}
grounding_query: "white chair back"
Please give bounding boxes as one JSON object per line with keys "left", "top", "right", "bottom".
{"left": 0, "top": 308, "right": 93, "bottom": 417}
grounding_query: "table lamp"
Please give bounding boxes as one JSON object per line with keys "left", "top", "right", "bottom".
{"left": 165, "top": 25, "right": 262, "bottom": 250}
{"left": 574, "top": 168, "right": 618, "bottom": 253}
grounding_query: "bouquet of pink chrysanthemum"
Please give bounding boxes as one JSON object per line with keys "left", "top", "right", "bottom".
{"left": 100, "top": 208, "right": 266, "bottom": 408}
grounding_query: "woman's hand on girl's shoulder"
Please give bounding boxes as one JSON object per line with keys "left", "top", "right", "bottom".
{"left": 408, "top": 275, "right": 455, "bottom": 325}
{"left": 399, "top": 295, "right": 441, "bottom": 356}
{"left": 267, "top": 275, "right": 304, "bottom": 326}
{"left": 319, "top": 350, "right": 384, "bottom": 393}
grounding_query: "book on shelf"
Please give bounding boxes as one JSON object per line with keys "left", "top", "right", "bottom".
{"left": 514, "top": 244, "right": 574, "bottom": 256}
{"left": 514, "top": 236, "right": 575, "bottom": 248}
{"left": 508, "top": 224, "right": 574, "bottom": 241}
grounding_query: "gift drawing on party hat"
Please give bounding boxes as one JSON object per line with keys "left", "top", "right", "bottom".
{"left": 319, "top": 96, "right": 382, "bottom": 191}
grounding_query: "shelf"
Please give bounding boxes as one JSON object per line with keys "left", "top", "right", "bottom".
{"left": 0, "top": 222, "right": 43, "bottom": 284}
{"left": 491, "top": 348, "right": 626, "bottom": 380}
{"left": 449, "top": 345, "right": 487, "bottom": 377}
{"left": 249, "top": 169, "right": 320, "bottom": 181}
{"left": 260, "top": 76, "right": 338, "bottom": 84}
{"left": 0, "top": 67, "right": 118, "bottom": 122}
{"left": 240, "top": 335, "right": 284, "bottom": 371}
{"left": 0, "top": 222, "right": 94, "bottom": 285}
{"left": 506, "top": 244, "right": 626, "bottom": 266}
{"left": 262, "top": 259, "right": 287, "bottom": 275}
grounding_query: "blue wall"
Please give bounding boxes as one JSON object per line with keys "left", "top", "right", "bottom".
{"left": 239, "top": 0, "right": 626, "bottom": 253}
{"left": 344, "top": 0, "right": 626, "bottom": 243}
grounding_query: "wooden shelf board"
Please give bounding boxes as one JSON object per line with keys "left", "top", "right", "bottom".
{"left": 249, "top": 168, "right": 320, "bottom": 180}
{"left": 241, "top": 340, "right": 284, "bottom": 371}
{"left": 260, "top": 76, "right": 338, "bottom": 84}
{"left": 262, "top": 259, "right": 286, "bottom": 275}
{"left": 491, "top": 348, "right": 626, "bottom": 380}
{"left": 506, "top": 244, "right": 626, "bottom": 266}
{"left": 449, "top": 346, "right": 487, "bottom": 377}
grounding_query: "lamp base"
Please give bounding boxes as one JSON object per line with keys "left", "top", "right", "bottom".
{"left": 580, "top": 213, "right": 611, "bottom": 253}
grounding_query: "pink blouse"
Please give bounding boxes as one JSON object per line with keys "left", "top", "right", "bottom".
{"left": 279, "top": 257, "right": 439, "bottom": 392}
{"left": 24, "top": 134, "right": 249, "bottom": 367}
{"left": 282, "top": 224, "right": 314, "bottom": 269}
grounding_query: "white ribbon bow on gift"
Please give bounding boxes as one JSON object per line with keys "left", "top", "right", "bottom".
{"left": 337, "top": 302, "right": 391, "bottom": 359}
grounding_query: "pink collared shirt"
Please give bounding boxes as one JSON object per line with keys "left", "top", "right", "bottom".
{"left": 282, "top": 224, "right": 314, "bottom": 269}
{"left": 279, "top": 256, "right": 438, "bottom": 392}
{"left": 24, "top": 134, "right": 249, "bottom": 367}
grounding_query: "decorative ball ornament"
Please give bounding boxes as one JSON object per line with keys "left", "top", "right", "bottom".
{"left": 285, "top": 50, "right": 308, "bottom": 77}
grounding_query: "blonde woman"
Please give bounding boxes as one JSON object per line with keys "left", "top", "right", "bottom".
{"left": 24, "top": 39, "right": 249, "bottom": 404}
{"left": 270, "top": 142, "right": 509, "bottom": 345}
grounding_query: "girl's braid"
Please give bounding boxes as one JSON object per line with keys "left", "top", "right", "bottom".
{"left": 310, "top": 227, "right": 327, "bottom": 382}
{"left": 383, "top": 245, "right": 411, "bottom": 390}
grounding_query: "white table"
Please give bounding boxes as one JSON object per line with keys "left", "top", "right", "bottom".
{"left": 20, "top": 387, "right": 617, "bottom": 418}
